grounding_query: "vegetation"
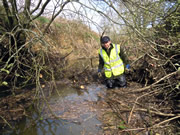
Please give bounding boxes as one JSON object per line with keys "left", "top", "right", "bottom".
{"left": 0, "top": 0, "right": 78, "bottom": 91}
{"left": 0, "top": 0, "right": 179, "bottom": 134}
{"left": 93, "top": 0, "right": 180, "bottom": 134}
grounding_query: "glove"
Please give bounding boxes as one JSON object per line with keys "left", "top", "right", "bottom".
{"left": 126, "top": 64, "right": 130, "bottom": 69}
{"left": 98, "top": 72, "right": 102, "bottom": 78}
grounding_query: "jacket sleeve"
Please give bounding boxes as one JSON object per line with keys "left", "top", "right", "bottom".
{"left": 119, "top": 46, "right": 129, "bottom": 65}
{"left": 98, "top": 54, "right": 104, "bottom": 72}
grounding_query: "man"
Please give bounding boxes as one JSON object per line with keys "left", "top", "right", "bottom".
{"left": 98, "top": 36, "right": 129, "bottom": 88}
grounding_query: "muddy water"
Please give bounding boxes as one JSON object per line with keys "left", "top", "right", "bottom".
{"left": 2, "top": 83, "right": 107, "bottom": 135}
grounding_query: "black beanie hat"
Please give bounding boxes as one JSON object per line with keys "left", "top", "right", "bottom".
{"left": 100, "top": 36, "right": 110, "bottom": 44}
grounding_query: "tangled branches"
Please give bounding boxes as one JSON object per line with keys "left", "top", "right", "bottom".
{"left": 0, "top": 23, "right": 53, "bottom": 94}
{"left": 104, "top": 29, "right": 180, "bottom": 134}
{"left": 106, "top": 74, "right": 179, "bottom": 134}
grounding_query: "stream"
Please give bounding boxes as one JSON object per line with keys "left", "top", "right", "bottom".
{"left": 1, "top": 83, "right": 107, "bottom": 135}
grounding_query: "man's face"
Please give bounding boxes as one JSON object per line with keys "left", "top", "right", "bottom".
{"left": 102, "top": 41, "right": 111, "bottom": 49}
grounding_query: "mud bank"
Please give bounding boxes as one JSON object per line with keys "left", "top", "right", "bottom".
{"left": 0, "top": 89, "right": 34, "bottom": 130}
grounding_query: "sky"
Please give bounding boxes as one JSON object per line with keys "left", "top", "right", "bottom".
{"left": 42, "top": 0, "right": 104, "bottom": 33}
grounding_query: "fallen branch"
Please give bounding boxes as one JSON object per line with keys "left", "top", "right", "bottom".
{"left": 128, "top": 89, "right": 161, "bottom": 123}
{"left": 0, "top": 115, "right": 14, "bottom": 129}
{"left": 120, "top": 127, "right": 145, "bottom": 132}
{"left": 150, "top": 115, "right": 180, "bottom": 128}
{"left": 135, "top": 108, "right": 175, "bottom": 117}
{"left": 129, "top": 71, "right": 178, "bottom": 93}
{"left": 107, "top": 98, "right": 130, "bottom": 109}
{"left": 128, "top": 92, "right": 150, "bottom": 124}
{"left": 112, "top": 108, "right": 175, "bottom": 117}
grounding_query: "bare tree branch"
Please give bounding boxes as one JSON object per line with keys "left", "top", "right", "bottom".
{"left": 30, "top": 0, "right": 43, "bottom": 15}
{"left": 32, "top": 0, "right": 51, "bottom": 20}
{"left": 2, "top": 0, "right": 13, "bottom": 28}
{"left": 9, "top": 0, "right": 18, "bottom": 14}
{"left": 43, "top": 0, "right": 71, "bottom": 34}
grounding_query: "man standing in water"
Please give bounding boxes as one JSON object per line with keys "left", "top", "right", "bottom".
{"left": 98, "top": 36, "right": 129, "bottom": 88}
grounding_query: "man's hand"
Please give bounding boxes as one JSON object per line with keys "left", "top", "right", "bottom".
{"left": 126, "top": 64, "right": 130, "bottom": 70}
{"left": 125, "top": 64, "right": 130, "bottom": 73}
{"left": 98, "top": 72, "right": 102, "bottom": 78}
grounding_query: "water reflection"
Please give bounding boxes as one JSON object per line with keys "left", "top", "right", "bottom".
{"left": 1, "top": 84, "right": 106, "bottom": 135}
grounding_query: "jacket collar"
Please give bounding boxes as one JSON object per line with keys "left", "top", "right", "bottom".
{"left": 102, "top": 43, "right": 113, "bottom": 51}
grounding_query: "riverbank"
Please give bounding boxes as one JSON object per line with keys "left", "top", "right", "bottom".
{"left": 0, "top": 89, "right": 34, "bottom": 130}
{"left": 0, "top": 68, "right": 179, "bottom": 134}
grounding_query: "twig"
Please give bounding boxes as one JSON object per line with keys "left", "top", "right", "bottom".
{"left": 128, "top": 89, "right": 160, "bottom": 124}
{"left": 75, "top": 65, "right": 89, "bottom": 76}
{"left": 60, "top": 50, "right": 73, "bottom": 60}
{"left": 130, "top": 54, "right": 145, "bottom": 66}
{"left": 0, "top": 115, "right": 14, "bottom": 129}
{"left": 128, "top": 92, "right": 149, "bottom": 124}
{"left": 129, "top": 71, "right": 178, "bottom": 93}
{"left": 149, "top": 115, "right": 180, "bottom": 128}
{"left": 120, "top": 127, "right": 145, "bottom": 132}
{"left": 108, "top": 98, "right": 130, "bottom": 109}
{"left": 114, "top": 108, "right": 175, "bottom": 117}
{"left": 134, "top": 108, "right": 175, "bottom": 117}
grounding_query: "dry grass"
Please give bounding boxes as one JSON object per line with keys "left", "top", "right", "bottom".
{"left": 30, "top": 17, "right": 100, "bottom": 79}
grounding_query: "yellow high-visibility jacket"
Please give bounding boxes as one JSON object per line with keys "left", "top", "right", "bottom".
{"left": 99, "top": 44, "right": 124, "bottom": 78}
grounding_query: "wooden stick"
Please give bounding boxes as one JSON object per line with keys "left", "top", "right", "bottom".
{"left": 129, "top": 71, "right": 178, "bottom": 93}
{"left": 150, "top": 115, "right": 180, "bottom": 128}
{"left": 0, "top": 115, "right": 14, "bottom": 129}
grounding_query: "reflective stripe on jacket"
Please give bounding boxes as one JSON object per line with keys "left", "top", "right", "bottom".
{"left": 99, "top": 44, "right": 124, "bottom": 78}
